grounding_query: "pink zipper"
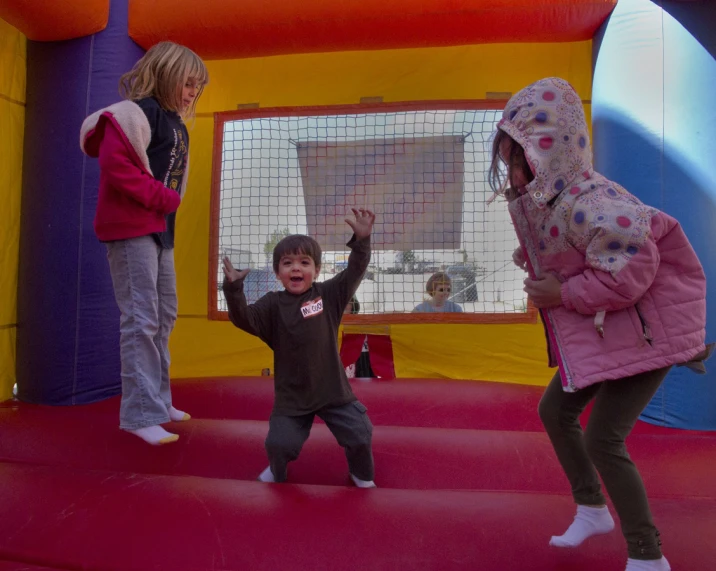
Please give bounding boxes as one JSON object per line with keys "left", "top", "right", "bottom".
{"left": 510, "top": 198, "right": 573, "bottom": 390}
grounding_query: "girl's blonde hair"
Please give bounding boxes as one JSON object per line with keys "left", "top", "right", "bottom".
{"left": 119, "top": 41, "right": 208, "bottom": 119}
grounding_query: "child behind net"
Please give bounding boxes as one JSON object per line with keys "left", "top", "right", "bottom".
{"left": 412, "top": 272, "right": 463, "bottom": 313}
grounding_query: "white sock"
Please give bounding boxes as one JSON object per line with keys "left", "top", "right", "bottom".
{"left": 127, "top": 425, "right": 179, "bottom": 446}
{"left": 549, "top": 505, "right": 615, "bottom": 548}
{"left": 350, "top": 474, "right": 377, "bottom": 488}
{"left": 626, "top": 556, "right": 670, "bottom": 571}
{"left": 257, "top": 466, "right": 275, "bottom": 483}
{"left": 167, "top": 406, "right": 191, "bottom": 422}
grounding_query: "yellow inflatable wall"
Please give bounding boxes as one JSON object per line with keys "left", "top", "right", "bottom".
{"left": 0, "top": 19, "right": 25, "bottom": 401}
{"left": 170, "top": 41, "right": 593, "bottom": 386}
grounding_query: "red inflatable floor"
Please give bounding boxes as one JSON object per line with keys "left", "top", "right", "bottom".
{"left": 0, "top": 563, "right": 64, "bottom": 571}
{"left": 1, "top": 377, "right": 714, "bottom": 570}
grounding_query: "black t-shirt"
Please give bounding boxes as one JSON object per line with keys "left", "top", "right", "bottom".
{"left": 222, "top": 237, "right": 371, "bottom": 415}
{"left": 135, "top": 97, "right": 188, "bottom": 249}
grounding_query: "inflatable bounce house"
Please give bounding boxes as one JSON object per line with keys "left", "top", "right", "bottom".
{"left": 1, "top": 0, "right": 714, "bottom": 568}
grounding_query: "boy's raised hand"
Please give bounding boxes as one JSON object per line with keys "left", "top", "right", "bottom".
{"left": 345, "top": 208, "right": 376, "bottom": 240}
{"left": 222, "top": 257, "right": 250, "bottom": 282}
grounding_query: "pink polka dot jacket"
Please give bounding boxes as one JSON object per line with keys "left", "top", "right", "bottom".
{"left": 499, "top": 77, "right": 707, "bottom": 392}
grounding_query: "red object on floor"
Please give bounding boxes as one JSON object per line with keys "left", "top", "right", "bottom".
{"left": 339, "top": 333, "right": 365, "bottom": 368}
{"left": 0, "top": 562, "right": 64, "bottom": 570}
{"left": 340, "top": 333, "right": 397, "bottom": 379}
{"left": 1, "top": 377, "right": 714, "bottom": 570}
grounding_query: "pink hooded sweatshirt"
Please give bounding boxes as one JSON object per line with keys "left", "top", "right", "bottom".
{"left": 80, "top": 101, "right": 184, "bottom": 242}
{"left": 499, "top": 77, "right": 708, "bottom": 392}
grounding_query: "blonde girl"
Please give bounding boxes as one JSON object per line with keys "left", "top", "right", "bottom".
{"left": 80, "top": 42, "right": 208, "bottom": 445}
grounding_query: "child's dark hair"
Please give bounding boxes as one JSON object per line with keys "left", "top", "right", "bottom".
{"left": 272, "top": 235, "right": 322, "bottom": 273}
{"left": 426, "top": 272, "right": 451, "bottom": 296}
{"left": 488, "top": 129, "right": 535, "bottom": 197}
{"left": 348, "top": 295, "right": 360, "bottom": 314}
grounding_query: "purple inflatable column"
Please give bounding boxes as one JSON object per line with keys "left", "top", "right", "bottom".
{"left": 17, "top": 0, "right": 145, "bottom": 405}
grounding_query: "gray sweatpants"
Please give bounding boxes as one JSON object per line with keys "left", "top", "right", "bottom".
{"left": 539, "top": 366, "right": 671, "bottom": 560}
{"left": 106, "top": 236, "right": 177, "bottom": 430}
{"left": 265, "top": 401, "right": 375, "bottom": 482}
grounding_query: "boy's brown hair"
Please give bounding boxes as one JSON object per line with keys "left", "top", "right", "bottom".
{"left": 273, "top": 235, "right": 322, "bottom": 273}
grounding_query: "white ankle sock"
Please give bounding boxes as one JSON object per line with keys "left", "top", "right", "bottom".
{"left": 168, "top": 406, "right": 191, "bottom": 422}
{"left": 127, "top": 425, "right": 179, "bottom": 445}
{"left": 626, "top": 556, "right": 670, "bottom": 571}
{"left": 350, "top": 474, "right": 377, "bottom": 488}
{"left": 257, "top": 466, "right": 275, "bottom": 483}
{"left": 549, "top": 505, "right": 615, "bottom": 548}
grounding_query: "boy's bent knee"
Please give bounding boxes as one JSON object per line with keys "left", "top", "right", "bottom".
{"left": 321, "top": 402, "right": 374, "bottom": 449}
{"left": 333, "top": 421, "right": 372, "bottom": 450}
{"left": 350, "top": 425, "right": 373, "bottom": 448}
{"left": 265, "top": 432, "right": 304, "bottom": 459}
{"left": 349, "top": 402, "right": 373, "bottom": 444}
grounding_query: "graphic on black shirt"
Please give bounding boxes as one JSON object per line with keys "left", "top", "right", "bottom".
{"left": 135, "top": 97, "right": 189, "bottom": 249}
{"left": 165, "top": 127, "right": 187, "bottom": 192}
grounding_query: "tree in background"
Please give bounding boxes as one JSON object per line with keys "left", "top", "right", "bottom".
{"left": 264, "top": 228, "right": 291, "bottom": 263}
{"left": 398, "top": 249, "right": 416, "bottom": 273}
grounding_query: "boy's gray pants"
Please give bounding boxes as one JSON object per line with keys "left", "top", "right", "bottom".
{"left": 266, "top": 401, "right": 375, "bottom": 482}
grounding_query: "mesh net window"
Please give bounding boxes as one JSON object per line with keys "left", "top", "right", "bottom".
{"left": 213, "top": 104, "right": 528, "bottom": 318}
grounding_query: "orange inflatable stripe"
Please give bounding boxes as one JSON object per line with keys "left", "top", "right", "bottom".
{"left": 0, "top": 0, "right": 109, "bottom": 42}
{"left": 129, "top": 0, "right": 617, "bottom": 60}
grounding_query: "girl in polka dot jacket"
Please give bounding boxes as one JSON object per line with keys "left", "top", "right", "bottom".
{"left": 490, "top": 77, "right": 711, "bottom": 571}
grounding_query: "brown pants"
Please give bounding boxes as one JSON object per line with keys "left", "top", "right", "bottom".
{"left": 539, "top": 367, "right": 671, "bottom": 560}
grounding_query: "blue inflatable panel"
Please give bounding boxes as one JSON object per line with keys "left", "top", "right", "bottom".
{"left": 592, "top": 0, "right": 716, "bottom": 429}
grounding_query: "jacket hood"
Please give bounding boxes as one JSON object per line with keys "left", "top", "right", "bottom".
{"left": 498, "top": 77, "right": 592, "bottom": 209}
{"left": 80, "top": 100, "right": 152, "bottom": 175}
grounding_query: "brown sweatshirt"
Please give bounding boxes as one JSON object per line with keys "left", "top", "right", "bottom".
{"left": 222, "top": 236, "right": 370, "bottom": 415}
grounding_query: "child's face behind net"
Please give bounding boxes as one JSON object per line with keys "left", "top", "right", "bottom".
{"left": 432, "top": 281, "right": 452, "bottom": 304}
{"left": 426, "top": 272, "right": 451, "bottom": 303}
